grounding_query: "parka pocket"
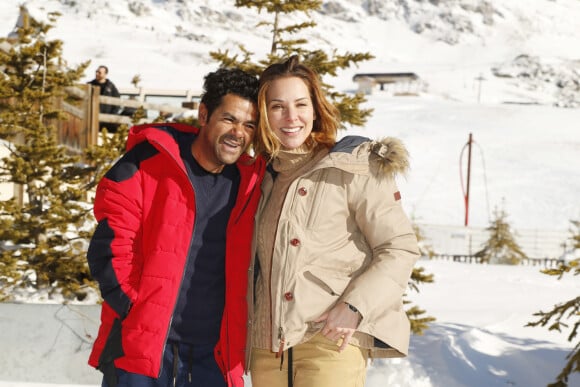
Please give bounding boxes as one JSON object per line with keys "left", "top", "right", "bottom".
{"left": 303, "top": 270, "right": 348, "bottom": 297}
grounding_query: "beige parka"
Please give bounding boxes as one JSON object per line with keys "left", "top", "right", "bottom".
{"left": 245, "top": 136, "right": 420, "bottom": 369}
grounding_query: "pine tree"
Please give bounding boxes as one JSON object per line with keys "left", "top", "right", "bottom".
{"left": 570, "top": 220, "right": 580, "bottom": 251}
{"left": 83, "top": 124, "right": 131, "bottom": 191}
{"left": 475, "top": 206, "right": 527, "bottom": 265}
{"left": 413, "top": 221, "right": 435, "bottom": 259}
{"left": 0, "top": 8, "right": 94, "bottom": 301}
{"left": 526, "top": 220, "right": 580, "bottom": 387}
{"left": 406, "top": 265, "right": 436, "bottom": 335}
{"left": 210, "top": 0, "right": 375, "bottom": 127}
{"left": 404, "top": 222, "right": 436, "bottom": 334}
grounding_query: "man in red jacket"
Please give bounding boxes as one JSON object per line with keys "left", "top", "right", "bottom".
{"left": 87, "top": 67, "right": 265, "bottom": 387}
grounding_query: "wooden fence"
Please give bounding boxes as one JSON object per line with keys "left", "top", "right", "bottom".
{"left": 55, "top": 85, "right": 99, "bottom": 153}
{"left": 54, "top": 85, "right": 200, "bottom": 152}
{"left": 431, "top": 254, "right": 566, "bottom": 268}
{"left": 418, "top": 223, "right": 569, "bottom": 259}
{"left": 418, "top": 223, "right": 574, "bottom": 268}
{"left": 1, "top": 84, "right": 199, "bottom": 204}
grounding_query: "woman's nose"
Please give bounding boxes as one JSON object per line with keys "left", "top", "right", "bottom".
{"left": 285, "top": 106, "right": 297, "bottom": 120}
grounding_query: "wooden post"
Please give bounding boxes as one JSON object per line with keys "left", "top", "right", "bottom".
{"left": 86, "top": 84, "right": 100, "bottom": 147}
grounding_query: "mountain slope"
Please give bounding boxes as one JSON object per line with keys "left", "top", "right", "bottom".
{"left": 1, "top": 0, "right": 578, "bottom": 106}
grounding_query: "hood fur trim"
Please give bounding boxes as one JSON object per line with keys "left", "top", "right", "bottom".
{"left": 371, "top": 137, "right": 410, "bottom": 178}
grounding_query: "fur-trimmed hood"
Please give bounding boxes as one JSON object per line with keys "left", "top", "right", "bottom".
{"left": 318, "top": 135, "right": 410, "bottom": 178}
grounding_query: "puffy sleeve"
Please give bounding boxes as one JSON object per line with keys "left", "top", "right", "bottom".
{"left": 342, "top": 150, "right": 420, "bottom": 323}
{"left": 86, "top": 144, "right": 149, "bottom": 318}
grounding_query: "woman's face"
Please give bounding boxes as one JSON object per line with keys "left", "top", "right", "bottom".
{"left": 265, "top": 76, "right": 315, "bottom": 150}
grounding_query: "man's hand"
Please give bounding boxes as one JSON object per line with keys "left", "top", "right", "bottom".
{"left": 314, "top": 302, "right": 361, "bottom": 352}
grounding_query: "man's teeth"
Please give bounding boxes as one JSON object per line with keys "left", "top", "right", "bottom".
{"left": 224, "top": 139, "right": 241, "bottom": 147}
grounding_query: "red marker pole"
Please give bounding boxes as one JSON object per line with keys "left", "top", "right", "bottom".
{"left": 464, "top": 133, "right": 473, "bottom": 226}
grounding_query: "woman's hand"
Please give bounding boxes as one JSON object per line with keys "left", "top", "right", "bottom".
{"left": 314, "top": 302, "right": 361, "bottom": 352}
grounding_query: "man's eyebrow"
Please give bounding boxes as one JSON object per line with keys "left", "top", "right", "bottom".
{"left": 220, "top": 112, "right": 239, "bottom": 121}
{"left": 221, "top": 112, "right": 257, "bottom": 126}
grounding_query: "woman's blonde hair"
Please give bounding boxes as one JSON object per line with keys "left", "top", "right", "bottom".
{"left": 254, "top": 55, "right": 340, "bottom": 159}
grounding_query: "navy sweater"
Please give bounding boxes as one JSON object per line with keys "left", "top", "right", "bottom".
{"left": 168, "top": 135, "right": 240, "bottom": 345}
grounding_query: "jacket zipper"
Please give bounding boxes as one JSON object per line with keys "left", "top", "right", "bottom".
{"left": 276, "top": 327, "right": 285, "bottom": 357}
{"left": 224, "top": 167, "right": 259, "bottom": 386}
{"left": 269, "top": 178, "right": 297, "bottom": 360}
{"left": 152, "top": 139, "right": 196, "bottom": 378}
{"left": 232, "top": 168, "right": 259, "bottom": 225}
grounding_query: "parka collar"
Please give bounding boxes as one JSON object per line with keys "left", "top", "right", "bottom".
{"left": 317, "top": 135, "right": 410, "bottom": 178}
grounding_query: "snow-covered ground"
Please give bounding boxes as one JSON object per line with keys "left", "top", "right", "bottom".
{"left": 0, "top": 259, "right": 578, "bottom": 387}
{"left": 0, "top": 0, "right": 579, "bottom": 386}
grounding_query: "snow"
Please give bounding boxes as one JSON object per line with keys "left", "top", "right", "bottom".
{"left": 0, "top": 0, "right": 579, "bottom": 386}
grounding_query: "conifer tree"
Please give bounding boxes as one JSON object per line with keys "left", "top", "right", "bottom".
{"left": 406, "top": 266, "right": 436, "bottom": 335}
{"left": 210, "top": 0, "right": 375, "bottom": 127}
{"left": 475, "top": 206, "right": 527, "bottom": 265}
{"left": 83, "top": 124, "right": 131, "bottom": 191}
{"left": 404, "top": 222, "right": 436, "bottom": 334}
{"left": 0, "top": 8, "right": 94, "bottom": 301}
{"left": 413, "top": 221, "right": 435, "bottom": 259}
{"left": 527, "top": 220, "right": 580, "bottom": 387}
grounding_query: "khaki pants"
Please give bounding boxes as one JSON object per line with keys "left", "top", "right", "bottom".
{"left": 250, "top": 334, "right": 369, "bottom": 387}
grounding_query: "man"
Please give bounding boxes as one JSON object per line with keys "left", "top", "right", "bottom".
{"left": 88, "top": 65, "right": 121, "bottom": 132}
{"left": 87, "top": 68, "right": 264, "bottom": 387}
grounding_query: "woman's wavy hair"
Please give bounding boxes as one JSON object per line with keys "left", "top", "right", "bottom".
{"left": 254, "top": 55, "right": 340, "bottom": 158}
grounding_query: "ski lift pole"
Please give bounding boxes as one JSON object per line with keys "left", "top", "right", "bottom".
{"left": 464, "top": 133, "right": 473, "bottom": 226}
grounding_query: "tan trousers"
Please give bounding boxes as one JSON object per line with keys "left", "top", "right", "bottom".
{"left": 250, "top": 334, "right": 369, "bottom": 387}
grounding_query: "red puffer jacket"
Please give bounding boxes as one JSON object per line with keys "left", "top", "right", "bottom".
{"left": 87, "top": 123, "right": 265, "bottom": 387}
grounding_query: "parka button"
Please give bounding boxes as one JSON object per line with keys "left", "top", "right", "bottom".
{"left": 290, "top": 238, "right": 300, "bottom": 246}
{"left": 298, "top": 187, "right": 307, "bottom": 196}
{"left": 284, "top": 292, "right": 294, "bottom": 301}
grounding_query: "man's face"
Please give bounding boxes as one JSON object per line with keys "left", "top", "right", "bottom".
{"left": 95, "top": 67, "right": 107, "bottom": 83}
{"left": 194, "top": 93, "right": 257, "bottom": 173}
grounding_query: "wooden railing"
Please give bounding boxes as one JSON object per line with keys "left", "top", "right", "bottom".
{"left": 430, "top": 254, "right": 566, "bottom": 268}
{"left": 2, "top": 84, "right": 200, "bottom": 204}
{"left": 97, "top": 94, "right": 198, "bottom": 126}
{"left": 52, "top": 85, "right": 200, "bottom": 151}
{"left": 118, "top": 87, "right": 201, "bottom": 102}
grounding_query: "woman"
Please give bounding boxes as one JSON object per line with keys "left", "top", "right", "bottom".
{"left": 246, "top": 55, "right": 420, "bottom": 387}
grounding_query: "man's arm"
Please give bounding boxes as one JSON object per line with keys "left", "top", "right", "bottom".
{"left": 87, "top": 144, "right": 150, "bottom": 318}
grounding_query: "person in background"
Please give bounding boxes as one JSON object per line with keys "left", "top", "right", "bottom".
{"left": 247, "top": 55, "right": 420, "bottom": 387}
{"left": 88, "top": 65, "right": 121, "bottom": 132}
{"left": 87, "top": 67, "right": 265, "bottom": 387}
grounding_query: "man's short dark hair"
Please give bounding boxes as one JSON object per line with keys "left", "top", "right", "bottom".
{"left": 98, "top": 65, "right": 109, "bottom": 74}
{"left": 200, "top": 68, "right": 259, "bottom": 118}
